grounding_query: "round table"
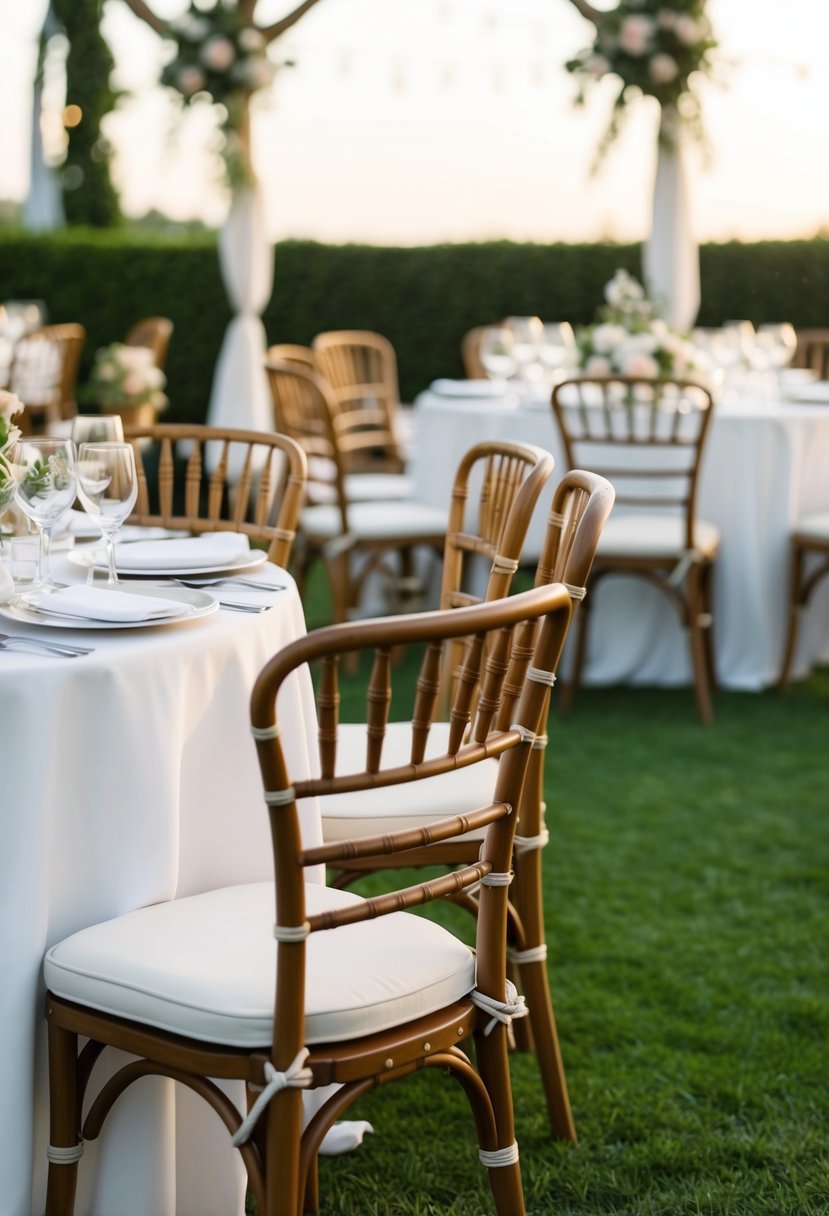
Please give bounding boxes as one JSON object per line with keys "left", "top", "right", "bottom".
{"left": 1, "top": 552, "right": 320, "bottom": 1216}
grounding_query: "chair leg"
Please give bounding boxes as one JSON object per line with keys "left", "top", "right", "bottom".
{"left": 264, "top": 1088, "right": 304, "bottom": 1216}
{"left": 475, "top": 1028, "right": 526, "bottom": 1216}
{"left": 303, "top": 1152, "right": 319, "bottom": 1214}
{"left": 686, "top": 566, "right": 714, "bottom": 724}
{"left": 700, "top": 560, "right": 717, "bottom": 692}
{"left": 779, "top": 544, "right": 805, "bottom": 689}
{"left": 44, "top": 1020, "right": 81, "bottom": 1216}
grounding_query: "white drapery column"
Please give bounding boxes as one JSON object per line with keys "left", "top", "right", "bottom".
{"left": 643, "top": 112, "right": 700, "bottom": 333}
{"left": 24, "top": 4, "right": 64, "bottom": 233}
{"left": 207, "top": 181, "right": 274, "bottom": 434}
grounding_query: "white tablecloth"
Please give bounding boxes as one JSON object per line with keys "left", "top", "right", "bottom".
{"left": 412, "top": 385, "right": 829, "bottom": 690}
{"left": 1, "top": 553, "right": 321, "bottom": 1216}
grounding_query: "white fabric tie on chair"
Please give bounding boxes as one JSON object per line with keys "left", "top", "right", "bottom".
{"left": 231, "top": 1048, "right": 313, "bottom": 1147}
{"left": 527, "top": 666, "right": 556, "bottom": 687}
{"left": 264, "top": 787, "right": 296, "bottom": 807}
{"left": 480, "top": 870, "right": 513, "bottom": 888}
{"left": 479, "top": 1141, "right": 520, "bottom": 1168}
{"left": 667, "top": 549, "right": 700, "bottom": 588}
{"left": 47, "top": 1142, "right": 84, "bottom": 1165}
{"left": 510, "top": 723, "right": 537, "bottom": 745}
{"left": 490, "top": 554, "right": 519, "bottom": 575}
{"left": 510, "top": 943, "right": 548, "bottom": 965}
{"left": 251, "top": 722, "right": 280, "bottom": 741}
{"left": 513, "top": 827, "right": 550, "bottom": 854}
{"left": 472, "top": 979, "right": 529, "bottom": 1036}
{"left": 563, "top": 582, "right": 587, "bottom": 600}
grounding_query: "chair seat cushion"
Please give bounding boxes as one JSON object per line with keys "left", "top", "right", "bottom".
{"left": 300, "top": 500, "right": 447, "bottom": 543}
{"left": 308, "top": 472, "right": 415, "bottom": 505}
{"left": 793, "top": 513, "right": 829, "bottom": 544}
{"left": 596, "top": 513, "right": 720, "bottom": 560}
{"left": 320, "top": 722, "right": 499, "bottom": 843}
{"left": 44, "top": 882, "right": 475, "bottom": 1048}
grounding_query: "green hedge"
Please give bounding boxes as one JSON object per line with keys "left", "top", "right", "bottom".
{"left": 1, "top": 230, "right": 827, "bottom": 423}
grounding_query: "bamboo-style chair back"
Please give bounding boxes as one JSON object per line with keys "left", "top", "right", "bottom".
{"left": 551, "top": 376, "right": 714, "bottom": 552}
{"left": 10, "top": 323, "right": 86, "bottom": 431}
{"left": 251, "top": 585, "right": 572, "bottom": 1212}
{"left": 792, "top": 327, "right": 829, "bottom": 380}
{"left": 312, "top": 330, "right": 406, "bottom": 473}
{"left": 264, "top": 359, "right": 347, "bottom": 514}
{"left": 124, "top": 316, "right": 174, "bottom": 370}
{"left": 123, "top": 422, "right": 307, "bottom": 568}
{"left": 265, "top": 343, "right": 316, "bottom": 372}
{"left": 461, "top": 326, "right": 489, "bottom": 379}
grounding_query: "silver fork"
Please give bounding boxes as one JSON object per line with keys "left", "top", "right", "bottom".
{"left": 0, "top": 632, "right": 95, "bottom": 658}
{"left": 174, "top": 578, "right": 289, "bottom": 593}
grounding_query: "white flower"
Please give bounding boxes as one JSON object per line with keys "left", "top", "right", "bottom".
{"left": 201, "top": 35, "right": 236, "bottom": 72}
{"left": 232, "top": 56, "right": 275, "bottom": 90}
{"left": 674, "top": 15, "right": 700, "bottom": 45}
{"left": 585, "top": 355, "right": 612, "bottom": 377}
{"left": 649, "top": 53, "right": 679, "bottom": 84}
{"left": 622, "top": 331, "right": 659, "bottom": 355}
{"left": 238, "top": 28, "right": 265, "bottom": 52}
{"left": 591, "top": 323, "right": 628, "bottom": 354}
{"left": 618, "top": 14, "right": 654, "bottom": 57}
{"left": 177, "top": 65, "right": 207, "bottom": 95}
{"left": 619, "top": 352, "right": 660, "bottom": 378}
{"left": 0, "top": 390, "right": 24, "bottom": 425}
{"left": 584, "top": 54, "right": 611, "bottom": 79}
{"left": 605, "top": 269, "right": 644, "bottom": 309}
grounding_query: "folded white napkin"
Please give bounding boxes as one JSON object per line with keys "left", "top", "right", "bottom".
{"left": 430, "top": 378, "right": 507, "bottom": 398}
{"left": 784, "top": 380, "right": 829, "bottom": 404}
{"left": 28, "top": 586, "right": 193, "bottom": 623}
{"left": 0, "top": 567, "right": 13, "bottom": 605}
{"left": 114, "top": 532, "right": 251, "bottom": 571}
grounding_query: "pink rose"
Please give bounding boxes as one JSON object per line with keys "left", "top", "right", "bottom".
{"left": 618, "top": 15, "right": 654, "bottom": 56}
{"left": 201, "top": 36, "right": 236, "bottom": 73}
{"left": 674, "top": 15, "right": 700, "bottom": 45}
{"left": 620, "top": 353, "right": 660, "bottom": 378}
{"left": 586, "top": 356, "right": 612, "bottom": 377}
{"left": 122, "top": 373, "right": 145, "bottom": 397}
{"left": 177, "top": 66, "right": 206, "bottom": 96}
{"left": 649, "top": 53, "right": 679, "bottom": 84}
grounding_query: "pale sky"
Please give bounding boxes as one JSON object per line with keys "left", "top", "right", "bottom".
{"left": 1, "top": 0, "right": 828, "bottom": 244}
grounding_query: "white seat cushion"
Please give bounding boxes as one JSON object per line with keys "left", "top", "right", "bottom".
{"left": 300, "top": 500, "right": 447, "bottom": 543}
{"left": 319, "top": 722, "right": 499, "bottom": 843}
{"left": 597, "top": 513, "right": 720, "bottom": 560}
{"left": 794, "top": 513, "right": 829, "bottom": 543}
{"left": 308, "top": 473, "right": 415, "bottom": 505}
{"left": 44, "top": 882, "right": 475, "bottom": 1048}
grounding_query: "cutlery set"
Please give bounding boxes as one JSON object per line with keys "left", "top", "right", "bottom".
{"left": 0, "top": 632, "right": 94, "bottom": 658}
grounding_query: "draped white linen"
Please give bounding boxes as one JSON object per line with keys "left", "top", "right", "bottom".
{"left": 206, "top": 182, "right": 275, "bottom": 436}
{"left": 24, "top": 6, "right": 64, "bottom": 233}
{"left": 643, "top": 116, "right": 700, "bottom": 333}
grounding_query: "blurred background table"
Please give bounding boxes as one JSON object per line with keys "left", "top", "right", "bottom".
{"left": 412, "top": 383, "right": 829, "bottom": 690}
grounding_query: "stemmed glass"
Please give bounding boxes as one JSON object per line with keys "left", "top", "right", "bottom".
{"left": 538, "top": 322, "right": 576, "bottom": 386}
{"left": 71, "top": 414, "right": 125, "bottom": 445}
{"left": 13, "top": 438, "right": 78, "bottom": 591}
{"left": 76, "top": 442, "right": 138, "bottom": 585}
{"left": 503, "top": 316, "right": 544, "bottom": 381}
{"left": 479, "top": 327, "right": 517, "bottom": 381}
{"left": 756, "top": 323, "right": 798, "bottom": 371}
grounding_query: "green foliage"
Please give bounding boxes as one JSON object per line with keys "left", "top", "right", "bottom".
{"left": 51, "top": 0, "right": 121, "bottom": 227}
{"left": 0, "top": 231, "right": 827, "bottom": 422}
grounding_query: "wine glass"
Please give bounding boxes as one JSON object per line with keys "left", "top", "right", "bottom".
{"left": 13, "top": 438, "right": 78, "bottom": 591}
{"left": 756, "top": 323, "right": 798, "bottom": 371}
{"left": 71, "top": 414, "right": 125, "bottom": 445}
{"left": 479, "top": 327, "right": 517, "bottom": 381}
{"left": 538, "top": 322, "right": 576, "bottom": 386}
{"left": 503, "top": 315, "right": 544, "bottom": 381}
{"left": 76, "top": 442, "right": 138, "bottom": 585}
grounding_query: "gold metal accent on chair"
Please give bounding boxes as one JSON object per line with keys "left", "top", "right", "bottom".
{"left": 124, "top": 316, "right": 174, "bottom": 370}
{"left": 312, "top": 330, "right": 406, "bottom": 474}
{"left": 792, "top": 328, "right": 829, "bottom": 380}
{"left": 10, "top": 323, "right": 86, "bottom": 432}
{"left": 323, "top": 470, "right": 615, "bottom": 1143}
{"left": 43, "top": 585, "right": 574, "bottom": 1216}
{"left": 552, "top": 375, "right": 718, "bottom": 723}
{"left": 123, "top": 422, "right": 307, "bottom": 568}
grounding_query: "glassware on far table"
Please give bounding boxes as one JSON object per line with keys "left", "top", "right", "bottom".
{"left": 76, "top": 442, "right": 138, "bottom": 585}
{"left": 756, "top": 323, "right": 798, "bottom": 371}
{"left": 479, "top": 326, "right": 517, "bottom": 381}
{"left": 538, "top": 321, "right": 576, "bottom": 386}
{"left": 70, "top": 414, "right": 125, "bottom": 445}
{"left": 13, "top": 438, "right": 78, "bottom": 591}
{"left": 503, "top": 315, "right": 544, "bottom": 382}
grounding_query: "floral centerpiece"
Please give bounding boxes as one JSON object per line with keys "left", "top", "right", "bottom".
{"left": 576, "top": 269, "right": 704, "bottom": 378}
{"left": 88, "top": 344, "right": 168, "bottom": 421}
{"left": 161, "top": 1, "right": 277, "bottom": 185}
{"left": 566, "top": 0, "right": 717, "bottom": 161}
{"left": 0, "top": 389, "right": 25, "bottom": 519}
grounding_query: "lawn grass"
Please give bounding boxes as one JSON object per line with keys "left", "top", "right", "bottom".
{"left": 305, "top": 654, "right": 829, "bottom": 1215}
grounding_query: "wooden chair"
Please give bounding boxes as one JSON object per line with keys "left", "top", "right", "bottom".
{"left": 552, "top": 375, "right": 718, "bottom": 722}
{"left": 792, "top": 328, "right": 829, "bottom": 380}
{"left": 461, "top": 326, "right": 489, "bottom": 379}
{"left": 778, "top": 514, "right": 829, "bottom": 687}
{"left": 43, "top": 584, "right": 574, "bottom": 1216}
{"left": 266, "top": 343, "right": 316, "bottom": 372}
{"left": 124, "top": 316, "right": 174, "bottom": 370}
{"left": 123, "top": 422, "right": 307, "bottom": 568}
{"left": 311, "top": 330, "right": 407, "bottom": 474}
{"left": 265, "top": 360, "right": 451, "bottom": 620}
{"left": 10, "top": 323, "right": 86, "bottom": 433}
{"left": 321, "top": 470, "right": 616, "bottom": 1142}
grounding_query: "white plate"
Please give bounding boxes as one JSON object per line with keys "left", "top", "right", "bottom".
{"left": 67, "top": 547, "right": 268, "bottom": 578}
{"left": 783, "top": 380, "right": 829, "bottom": 405}
{"left": 429, "top": 378, "right": 508, "bottom": 398}
{"left": 0, "top": 584, "right": 219, "bottom": 630}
